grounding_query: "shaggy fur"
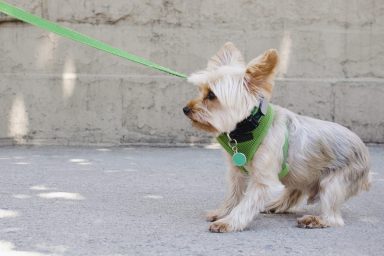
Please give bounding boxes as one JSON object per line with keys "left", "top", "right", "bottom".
{"left": 184, "top": 42, "right": 371, "bottom": 232}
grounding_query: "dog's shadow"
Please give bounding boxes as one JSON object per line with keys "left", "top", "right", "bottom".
{"left": 248, "top": 211, "right": 308, "bottom": 231}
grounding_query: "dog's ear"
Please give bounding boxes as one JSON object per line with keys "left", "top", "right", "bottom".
{"left": 207, "top": 42, "right": 244, "bottom": 70}
{"left": 244, "top": 49, "right": 279, "bottom": 99}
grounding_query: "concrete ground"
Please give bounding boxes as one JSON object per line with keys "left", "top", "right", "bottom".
{"left": 0, "top": 145, "right": 383, "bottom": 256}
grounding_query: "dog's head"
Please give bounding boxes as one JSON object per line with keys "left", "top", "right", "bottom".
{"left": 183, "top": 42, "right": 279, "bottom": 134}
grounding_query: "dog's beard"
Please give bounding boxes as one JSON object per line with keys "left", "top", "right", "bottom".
{"left": 188, "top": 105, "right": 250, "bottom": 134}
{"left": 191, "top": 119, "right": 217, "bottom": 133}
{"left": 187, "top": 112, "right": 218, "bottom": 133}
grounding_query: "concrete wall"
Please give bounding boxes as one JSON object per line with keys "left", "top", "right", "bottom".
{"left": 1, "top": 0, "right": 383, "bottom": 145}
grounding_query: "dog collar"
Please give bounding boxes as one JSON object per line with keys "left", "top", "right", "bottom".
{"left": 227, "top": 98, "right": 269, "bottom": 143}
{"left": 216, "top": 100, "right": 289, "bottom": 179}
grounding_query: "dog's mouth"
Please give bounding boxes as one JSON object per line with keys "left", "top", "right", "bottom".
{"left": 190, "top": 119, "right": 218, "bottom": 133}
{"left": 183, "top": 106, "right": 218, "bottom": 133}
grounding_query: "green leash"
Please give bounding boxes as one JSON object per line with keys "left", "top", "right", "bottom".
{"left": 0, "top": 1, "right": 187, "bottom": 78}
{"left": 0, "top": 1, "right": 290, "bottom": 178}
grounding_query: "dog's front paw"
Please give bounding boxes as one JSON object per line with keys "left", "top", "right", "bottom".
{"left": 297, "top": 215, "right": 328, "bottom": 229}
{"left": 206, "top": 210, "right": 222, "bottom": 222}
{"left": 209, "top": 221, "right": 233, "bottom": 233}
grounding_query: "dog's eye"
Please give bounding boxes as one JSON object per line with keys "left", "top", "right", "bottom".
{"left": 206, "top": 90, "right": 216, "bottom": 100}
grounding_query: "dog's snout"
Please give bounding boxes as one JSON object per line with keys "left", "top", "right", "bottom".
{"left": 183, "top": 106, "right": 191, "bottom": 115}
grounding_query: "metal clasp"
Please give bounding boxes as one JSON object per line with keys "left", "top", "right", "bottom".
{"left": 227, "top": 133, "right": 238, "bottom": 153}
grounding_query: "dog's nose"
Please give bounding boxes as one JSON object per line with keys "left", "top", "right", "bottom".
{"left": 183, "top": 106, "right": 191, "bottom": 115}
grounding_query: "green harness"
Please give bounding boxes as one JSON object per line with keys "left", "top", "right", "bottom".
{"left": 216, "top": 104, "right": 290, "bottom": 179}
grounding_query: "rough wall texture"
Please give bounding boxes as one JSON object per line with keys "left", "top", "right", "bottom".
{"left": 0, "top": 0, "right": 383, "bottom": 145}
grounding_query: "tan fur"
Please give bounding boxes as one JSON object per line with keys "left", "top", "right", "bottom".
{"left": 209, "top": 221, "right": 231, "bottom": 233}
{"left": 191, "top": 121, "right": 218, "bottom": 133}
{"left": 245, "top": 49, "right": 279, "bottom": 99}
{"left": 264, "top": 189, "right": 304, "bottom": 213}
{"left": 297, "top": 215, "right": 328, "bottom": 228}
{"left": 184, "top": 42, "right": 371, "bottom": 232}
{"left": 186, "top": 88, "right": 219, "bottom": 133}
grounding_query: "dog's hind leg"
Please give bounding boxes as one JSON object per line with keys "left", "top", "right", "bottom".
{"left": 297, "top": 172, "right": 346, "bottom": 228}
{"left": 206, "top": 166, "right": 247, "bottom": 222}
{"left": 264, "top": 188, "right": 304, "bottom": 213}
{"left": 320, "top": 171, "right": 350, "bottom": 227}
{"left": 298, "top": 159, "right": 371, "bottom": 229}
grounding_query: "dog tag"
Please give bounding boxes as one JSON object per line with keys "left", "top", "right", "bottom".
{"left": 232, "top": 152, "right": 247, "bottom": 166}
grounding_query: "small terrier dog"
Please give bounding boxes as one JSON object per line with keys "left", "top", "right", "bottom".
{"left": 183, "top": 42, "right": 371, "bottom": 232}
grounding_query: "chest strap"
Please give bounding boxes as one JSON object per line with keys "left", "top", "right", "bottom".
{"left": 216, "top": 105, "right": 289, "bottom": 179}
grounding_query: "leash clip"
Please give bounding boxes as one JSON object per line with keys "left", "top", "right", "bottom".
{"left": 227, "top": 133, "right": 238, "bottom": 152}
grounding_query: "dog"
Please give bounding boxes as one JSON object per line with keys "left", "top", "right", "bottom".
{"left": 183, "top": 42, "right": 371, "bottom": 232}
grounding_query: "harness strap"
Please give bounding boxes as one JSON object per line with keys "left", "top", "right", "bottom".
{"left": 278, "top": 131, "right": 290, "bottom": 179}
{"left": 217, "top": 105, "right": 290, "bottom": 179}
{"left": 242, "top": 131, "right": 290, "bottom": 179}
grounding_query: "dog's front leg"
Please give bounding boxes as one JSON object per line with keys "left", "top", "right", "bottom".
{"left": 207, "top": 165, "right": 247, "bottom": 222}
{"left": 209, "top": 174, "right": 281, "bottom": 233}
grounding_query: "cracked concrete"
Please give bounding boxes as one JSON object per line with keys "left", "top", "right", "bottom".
{"left": 0, "top": 145, "right": 383, "bottom": 256}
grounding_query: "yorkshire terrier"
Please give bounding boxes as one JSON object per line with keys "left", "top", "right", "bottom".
{"left": 183, "top": 42, "right": 371, "bottom": 232}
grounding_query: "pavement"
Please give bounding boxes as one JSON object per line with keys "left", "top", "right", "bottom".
{"left": 0, "top": 145, "right": 383, "bottom": 256}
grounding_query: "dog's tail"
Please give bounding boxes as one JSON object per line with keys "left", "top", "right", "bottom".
{"left": 350, "top": 144, "right": 372, "bottom": 194}
{"left": 360, "top": 170, "right": 372, "bottom": 192}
